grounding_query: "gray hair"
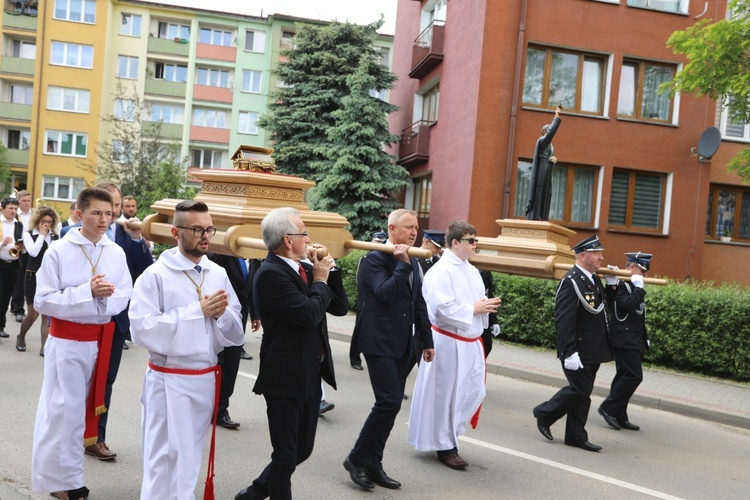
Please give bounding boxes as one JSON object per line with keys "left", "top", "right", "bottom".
{"left": 262, "top": 207, "right": 300, "bottom": 251}
{"left": 387, "top": 208, "right": 416, "bottom": 227}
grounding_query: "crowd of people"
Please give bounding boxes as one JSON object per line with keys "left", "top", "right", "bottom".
{"left": 2, "top": 187, "right": 653, "bottom": 499}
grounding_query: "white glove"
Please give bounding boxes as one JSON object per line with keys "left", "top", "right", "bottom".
{"left": 491, "top": 324, "right": 500, "bottom": 337}
{"left": 564, "top": 352, "right": 584, "bottom": 371}
{"left": 630, "top": 274, "right": 644, "bottom": 288}
{"left": 604, "top": 265, "right": 619, "bottom": 285}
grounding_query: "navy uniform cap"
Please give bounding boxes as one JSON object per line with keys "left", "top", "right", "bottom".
{"left": 572, "top": 234, "right": 604, "bottom": 254}
{"left": 422, "top": 229, "right": 446, "bottom": 247}
{"left": 370, "top": 231, "right": 387, "bottom": 243}
{"left": 625, "top": 251, "right": 652, "bottom": 271}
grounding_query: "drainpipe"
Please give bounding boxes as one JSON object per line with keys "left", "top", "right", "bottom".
{"left": 501, "top": 0, "right": 527, "bottom": 219}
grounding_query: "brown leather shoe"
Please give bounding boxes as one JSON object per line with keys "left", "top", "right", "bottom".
{"left": 438, "top": 453, "right": 468, "bottom": 470}
{"left": 84, "top": 442, "right": 116, "bottom": 461}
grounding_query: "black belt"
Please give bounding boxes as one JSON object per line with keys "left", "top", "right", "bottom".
{"left": 0, "top": 259, "right": 18, "bottom": 264}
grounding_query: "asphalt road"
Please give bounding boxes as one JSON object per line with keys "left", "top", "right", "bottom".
{"left": 1, "top": 318, "right": 749, "bottom": 499}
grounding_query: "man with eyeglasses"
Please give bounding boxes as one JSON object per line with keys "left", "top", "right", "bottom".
{"left": 408, "top": 221, "right": 500, "bottom": 470}
{"left": 235, "top": 207, "right": 347, "bottom": 500}
{"left": 130, "top": 200, "right": 244, "bottom": 500}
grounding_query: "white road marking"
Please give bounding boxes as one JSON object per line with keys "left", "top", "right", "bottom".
{"left": 237, "top": 371, "right": 257, "bottom": 380}
{"left": 459, "top": 436, "right": 684, "bottom": 500}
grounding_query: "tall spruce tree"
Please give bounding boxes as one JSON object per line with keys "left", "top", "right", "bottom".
{"left": 312, "top": 55, "right": 407, "bottom": 239}
{"left": 258, "top": 20, "right": 398, "bottom": 185}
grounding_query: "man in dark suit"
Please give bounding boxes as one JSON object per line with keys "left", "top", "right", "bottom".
{"left": 344, "top": 209, "right": 434, "bottom": 490}
{"left": 235, "top": 207, "right": 347, "bottom": 500}
{"left": 533, "top": 234, "right": 612, "bottom": 452}
{"left": 208, "top": 253, "right": 261, "bottom": 429}
{"left": 598, "top": 252, "right": 652, "bottom": 432}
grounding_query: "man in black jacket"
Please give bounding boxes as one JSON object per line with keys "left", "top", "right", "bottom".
{"left": 235, "top": 207, "right": 347, "bottom": 500}
{"left": 533, "top": 234, "right": 612, "bottom": 452}
{"left": 598, "top": 252, "right": 652, "bottom": 432}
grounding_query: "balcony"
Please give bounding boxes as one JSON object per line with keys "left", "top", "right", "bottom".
{"left": 190, "top": 125, "right": 230, "bottom": 144}
{"left": 143, "top": 122, "right": 183, "bottom": 139}
{"left": 147, "top": 36, "right": 190, "bottom": 57}
{"left": 0, "top": 56, "right": 35, "bottom": 76}
{"left": 409, "top": 21, "right": 444, "bottom": 80}
{"left": 196, "top": 43, "right": 236, "bottom": 62}
{"left": 3, "top": 11, "right": 38, "bottom": 31}
{"left": 3, "top": 148, "right": 29, "bottom": 166}
{"left": 144, "top": 79, "right": 187, "bottom": 98}
{"left": 193, "top": 84, "right": 233, "bottom": 103}
{"left": 398, "top": 121, "right": 431, "bottom": 166}
{"left": 0, "top": 102, "right": 31, "bottom": 121}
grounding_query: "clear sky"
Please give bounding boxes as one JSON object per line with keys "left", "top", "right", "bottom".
{"left": 161, "top": 0, "right": 398, "bottom": 34}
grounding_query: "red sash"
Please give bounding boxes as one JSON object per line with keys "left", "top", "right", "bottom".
{"left": 431, "top": 325, "right": 486, "bottom": 429}
{"left": 148, "top": 362, "right": 222, "bottom": 500}
{"left": 49, "top": 318, "right": 115, "bottom": 447}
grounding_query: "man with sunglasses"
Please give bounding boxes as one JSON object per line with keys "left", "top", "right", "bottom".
{"left": 409, "top": 222, "right": 500, "bottom": 470}
{"left": 130, "top": 200, "right": 244, "bottom": 499}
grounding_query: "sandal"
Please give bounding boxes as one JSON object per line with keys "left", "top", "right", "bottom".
{"left": 16, "top": 335, "right": 26, "bottom": 352}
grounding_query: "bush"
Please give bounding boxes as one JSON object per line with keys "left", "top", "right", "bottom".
{"left": 337, "top": 250, "right": 366, "bottom": 310}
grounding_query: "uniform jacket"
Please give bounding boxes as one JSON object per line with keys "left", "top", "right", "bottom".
{"left": 554, "top": 264, "right": 612, "bottom": 364}
{"left": 608, "top": 280, "right": 649, "bottom": 351}
{"left": 113, "top": 223, "right": 153, "bottom": 332}
{"left": 252, "top": 252, "right": 348, "bottom": 401}
{"left": 356, "top": 249, "right": 433, "bottom": 359}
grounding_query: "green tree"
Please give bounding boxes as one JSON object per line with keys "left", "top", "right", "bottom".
{"left": 312, "top": 54, "right": 408, "bottom": 239}
{"left": 258, "top": 19, "right": 398, "bottom": 186}
{"left": 663, "top": 0, "right": 750, "bottom": 178}
{"left": 0, "top": 143, "right": 12, "bottom": 195}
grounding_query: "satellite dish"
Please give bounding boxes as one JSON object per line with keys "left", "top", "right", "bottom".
{"left": 697, "top": 127, "right": 721, "bottom": 160}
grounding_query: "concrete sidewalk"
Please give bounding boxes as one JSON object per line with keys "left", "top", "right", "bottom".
{"left": 327, "top": 312, "right": 750, "bottom": 431}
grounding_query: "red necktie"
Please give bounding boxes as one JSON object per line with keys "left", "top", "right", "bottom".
{"left": 298, "top": 263, "right": 308, "bottom": 285}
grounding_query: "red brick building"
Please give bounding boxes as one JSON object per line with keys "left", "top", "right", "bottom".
{"left": 389, "top": 0, "right": 750, "bottom": 284}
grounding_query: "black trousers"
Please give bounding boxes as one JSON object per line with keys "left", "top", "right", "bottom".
{"left": 348, "top": 351, "right": 411, "bottom": 469}
{"left": 10, "top": 252, "right": 28, "bottom": 314}
{"left": 97, "top": 322, "right": 126, "bottom": 442}
{"left": 0, "top": 260, "right": 19, "bottom": 329}
{"left": 534, "top": 362, "right": 600, "bottom": 444}
{"left": 600, "top": 348, "right": 643, "bottom": 420}
{"left": 217, "top": 344, "right": 242, "bottom": 417}
{"left": 247, "top": 387, "right": 322, "bottom": 500}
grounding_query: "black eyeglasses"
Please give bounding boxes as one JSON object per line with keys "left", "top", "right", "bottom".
{"left": 286, "top": 232, "right": 308, "bottom": 238}
{"left": 175, "top": 226, "right": 217, "bottom": 238}
{"left": 460, "top": 238, "right": 479, "bottom": 245}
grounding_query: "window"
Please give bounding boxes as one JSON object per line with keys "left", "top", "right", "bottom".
{"left": 192, "top": 108, "right": 229, "bottom": 129}
{"left": 53, "top": 0, "right": 96, "bottom": 23}
{"left": 719, "top": 96, "right": 750, "bottom": 141}
{"left": 7, "top": 130, "right": 30, "bottom": 150}
{"left": 241, "top": 70, "right": 262, "bottom": 93}
{"left": 238, "top": 111, "right": 259, "bottom": 135}
{"left": 10, "top": 84, "right": 33, "bottom": 105}
{"left": 245, "top": 30, "right": 266, "bottom": 53}
{"left": 523, "top": 46, "right": 607, "bottom": 114}
{"left": 117, "top": 55, "right": 138, "bottom": 79}
{"left": 154, "top": 62, "right": 187, "bottom": 82}
{"left": 706, "top": 185, "right": 750, "bottom": 241}
{"left": 50, "top": 41, "right": 93, "bottom": 69}
{"left": 618, "top": 59, "right": 675, "bottom": 121}
{"left": 199, "top": 27, "right": 233, "bottom": 46}
{"left": 413, "top": 175, "right": 432, "bottom": 218}
{"left": 627, "top": 0, "right": 687, "bottom": 14}
{"left": 111, "top": 140, "right": 133, "bottom": 163}
{"left": 420, "top": 85, "right": 440, "bottom": 123}
{"left": 429, "top": 0, "right": 447, "bottom": 22}
{"left": 514, "top": 160, "right": 597, "bottom": 226}
{"left": 191, "top": 148, "right": 227, "bottom": 169}
{"left": 114, "top": 99, "right": 137, "bottom": 121}
{"left": 196, "top": 68, "right": 230, "bottom": 88}
{"left": 120, "top": 13, "right": 142, "bottom": 37}
{"left": 280, "top": 31, "right": 295, "bottom": 50}
{"left": 158, "top": 21, "right": 190, "bottom": 41}
{"left": 608, "top": 169, "right": 666, "bottom": 231}
{"left": 12, "top": 40, "right": 36, "bottom": 59}
{"left": 45, "top": 130, "right": 88, "bottom": 157}
{"left": 42, "top": 175, "right": 85, "bottom": 201}
{"left": 146, "top": 102, "right": 184, "bottom": 124}
{"left": 47, "top": 86, "right": 90, "bottom": 113}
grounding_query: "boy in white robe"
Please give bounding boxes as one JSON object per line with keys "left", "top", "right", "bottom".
{"left": 32, "top": 187, "right": 133, "bottom": 500}
{"left": 409, "top": 221, "right": 501, "bottom": 470}
{"left": 129, "top": 200, "right": 244, "bottom": 500}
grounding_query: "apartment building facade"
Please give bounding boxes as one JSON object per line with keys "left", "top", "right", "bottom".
{"left": 390, "top": 0, "right": 749, "bottom": 284}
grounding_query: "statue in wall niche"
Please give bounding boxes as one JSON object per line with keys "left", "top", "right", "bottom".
{"left": 526, "top": 105, "right": 562, "bottom": 221}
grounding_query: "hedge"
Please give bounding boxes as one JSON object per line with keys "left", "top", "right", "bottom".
{"left": 336, "top": 252, "right": 750, "bottom": 382}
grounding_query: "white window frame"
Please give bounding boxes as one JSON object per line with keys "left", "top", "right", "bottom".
{"left": 114, "top": 99, "right": 137, "bottom": 122}
{"left": 6, "top": 129, "right": 30, "bottom": 150}
{"left": 53, "top": 0, "right": 96, "bottom": 24}
{"left": 154, "top": 62, "right": 187, "bottom": 83}
{"left": 50, "top": 41, "right": 93, "bottom": 69}
{"left": 238, "top": 111, "right": 259, "bottom": 135}
{"left": 120, "top": 13, "right": 142, "bottom": 37}
{"left": 199, "top": 27, "right": 233, "bottom": 47}
{"left": 196, "top": 67, "right": 231, "bottom": 88}
{"left": 158, "top": 21, "right": 190, "bottom": 41}
{"left": 192, "top": 108, "right": 230, "bottom": 129}
{"left": 12, "top": 39, "right": 36, "bottom": 59}
{"left": 719, "top": 99, "right": 750, "bottom": 142}
{"left": 111, "top": 140, "right": 133, "bottom": 163}
{"left": 241, "top": 69, "right": 262, "bottom": 93}
{"left": 117, "top": 55, "right": 138, "bottom": 79}
{"left": 44, "top": 130, "right": 88, "bottom": 158}
{"left": 42, "top": 175, "right": 85, "bottom": 201}
{"left": 47, "top": 86, "right": 90, "bottom": 113}
{"left": 245, "top": 30, "right": 266, "bottom": 53}
{"left": 626, "top": 0, "right": 688, "bottom": 15}
{"left": 191, "top": 148, "right": 227, "bottom": 169}
{"left": 10, "top": 84, "right": 33, "bottom": 105}
{"left": 146, "top": 102, "right": 185, "bottom": 124}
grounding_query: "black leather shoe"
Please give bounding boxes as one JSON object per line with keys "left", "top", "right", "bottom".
{"left": 15, "top": 313, "right": 24, "bottom": 323}
{"left": 598, "top": 407, "right": 621, "bottom": 430}
{"left": 0, "top": 330, "right": 8, "bottom": 338}
{"left": 536, "top": 419, "right": 553, "bottom": 441}
{"left": 239, "top": 349, "right": 253, "bottom": 360}
{"left": 217, "top": 414, "right": 240, "bottom": 429}
{"left": 565, "top": 440, "right": 602, "bottom": 452}
{"left": 234, "top": 486, "right": 261, "bottom": 500}
{"left": 351, "top": 363, "right": 363, "bottom": 370}
{"left": 319, "top": 400, "right": 335, "bottom": 415}
{"left": 343, "top": 458, "right": 374, "bottom": 489}
{"left": 618, "top": 419, "right": 640, "bottom": 431}
{"left": 122, "top": 342, "right": 129, "bottom": 350}
{"left": 366, "top": 467, "right": 401, "bottom": 489}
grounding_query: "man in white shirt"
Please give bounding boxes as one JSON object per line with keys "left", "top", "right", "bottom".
{"left": 11, "top": 190, "right": 32, "bottom": 322}
{"left": 0, "top": 197, "right": 22, "bottom": 338}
